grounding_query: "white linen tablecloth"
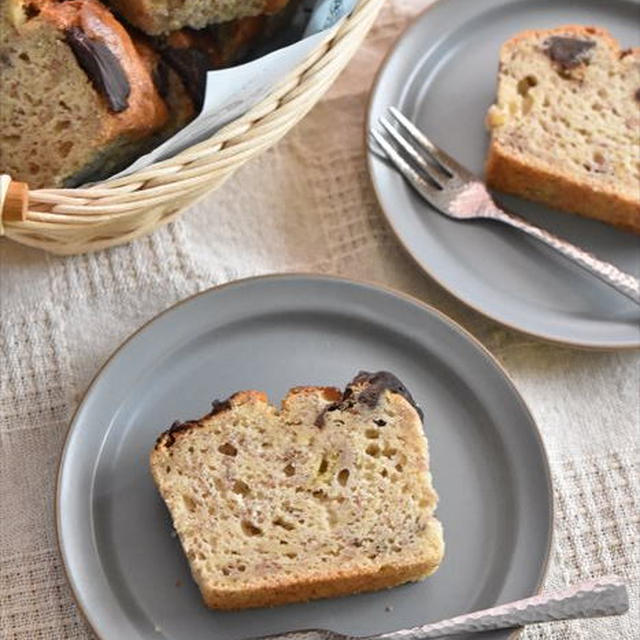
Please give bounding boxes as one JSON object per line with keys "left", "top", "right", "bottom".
{"left": 1, "top": 1, "right": 638, "bottom": 637}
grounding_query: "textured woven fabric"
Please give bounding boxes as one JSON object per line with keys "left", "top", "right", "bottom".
{"left": 1, "top": 1, "right": 639, "bottom": 638}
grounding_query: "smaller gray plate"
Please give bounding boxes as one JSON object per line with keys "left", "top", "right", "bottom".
{"left": 57, "top": 275, "right": 552, "bottom": 640}
{"left": 367, "top": 0, "right": 640, "bottom": 348}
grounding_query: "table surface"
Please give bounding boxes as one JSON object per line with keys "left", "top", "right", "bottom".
{"left": 0, "top": 1, "right": 638, "bottom": 638}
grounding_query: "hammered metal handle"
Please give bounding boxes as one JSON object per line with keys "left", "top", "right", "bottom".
{"left": 374, "top": 576, "right": 628, "bottom": 640}
{"left": 489, "top": 208, "right": 640, "bottom": 305}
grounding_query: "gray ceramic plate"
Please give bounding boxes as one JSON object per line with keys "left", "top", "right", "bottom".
{"left": 57, "top": 275, "right": 552, "bottom": 640}
{"left": 367, "top": 0, "right": 640, "bottom": 348}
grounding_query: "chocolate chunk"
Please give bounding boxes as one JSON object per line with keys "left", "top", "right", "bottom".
{"left": 25, "top": 3, "right": 40, "bottom": 19}
{"left": 315, "top": 370, "right": 423, "bottom": 427}
{"left": 210, "top": 398, "right": 232, "bottom": 416}
{"left": 635, "top": 88, "right": 640, "bottom": 102}
{"left": 65, "top": 27, "right": 130, "bottom": 112}
{"left": 543, "top": 36, "right": 595, "bottom": 70}
{"left": 161, "top": 46, "right": 209, "bottom": 111}
{"left": 351, "top": 371, "right": 423, "bottom": 420}
{"left": 157, "top": 398, "right": 232, "bottom": 448}
{"left": 158, "top": 420, "right": 196, "bottom": 448}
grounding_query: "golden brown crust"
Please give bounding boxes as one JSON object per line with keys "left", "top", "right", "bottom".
{"left": 287, "top": 386, "right": 343, "bottom": 402}
{"left": 154, "top": 390, "right": 268, "bottom": 449}
{"left": 133, "top": 38, "right": 195, "bottom": 129}
{"left": 485, "top": 25, "right": 640, "bottom": 233}
{"left": 200, "top": 546, "right": 443, "bottom": 609}
{"left": 486, "top": 143, "right": 640, "bottom": 232}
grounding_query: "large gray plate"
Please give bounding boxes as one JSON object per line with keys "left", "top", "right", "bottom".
{"left": 57, "top": 275, "right": 552, "bottom": 640}
{"left": 367, "top": 0, "right": 640, "bottom": 348}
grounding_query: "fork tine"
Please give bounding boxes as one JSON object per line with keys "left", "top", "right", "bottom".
{"left": 378, "top": 115, "right": 444, "bottom": 188}
{"left": 370, "top": 129, "right": 442, "bottom": 202}
{"left": 367, "top": 133, "right": 389, "bottom": 162}
{"left": 389, "top": 107, "right": 471, "bottom": 179}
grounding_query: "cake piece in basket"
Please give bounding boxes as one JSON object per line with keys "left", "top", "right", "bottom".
{"left": 107, "top": 0, "right": 290, "bottom": 35}
{"left": 0, "top": 0, "right": 190, "bottom": 187}
{"left": 144, "top": 2, "right": 300, "bottom": 109}
{"left": 149, "top": 15, "right": 269, "bottom": 109}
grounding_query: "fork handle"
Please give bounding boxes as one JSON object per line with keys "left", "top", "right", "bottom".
{"left": 489, "top": 208, "right": 640, "bottom": 304}
{"left": 373, "top": 576, "right": 628, "bottom": 640}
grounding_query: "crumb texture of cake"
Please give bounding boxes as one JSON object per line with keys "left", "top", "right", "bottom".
{"left": 150, "top": 371, "right": 444, "bottom": 609}
{"left": 485, "top": 25, "right": 640, "bottom": 232}
{"left": 0, "top": 0, "right": 172, "bottom": 188}
{"left": 107, "top": 0, "right": 290, "bottom": 35}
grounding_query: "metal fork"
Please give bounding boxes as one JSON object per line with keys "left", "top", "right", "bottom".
{"left": 252, "top": 576, "right": 627, "bottom": 640}
{"left": 370, "top": 107, "right": 640, "bottom": 305}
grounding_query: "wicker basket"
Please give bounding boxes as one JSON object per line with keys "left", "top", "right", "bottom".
{"left": 0, "top": 0, "right": 383, "bottom": 255}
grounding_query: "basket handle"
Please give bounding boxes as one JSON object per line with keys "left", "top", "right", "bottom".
{"left": 0, "top": 174, "right": 28, "bottom": 235}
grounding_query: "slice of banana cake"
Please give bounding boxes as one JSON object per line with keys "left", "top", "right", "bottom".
{"left": 486, "top": 26, "right": 640, "bottom": 232}
{"left": 150, "top": 371, "right": 444, "bottom": 609}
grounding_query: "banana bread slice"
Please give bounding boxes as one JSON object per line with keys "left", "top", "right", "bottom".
{"left": 150, "top": 371, "right": 444, "bottom": 609}
{"left": 0, "top": 0, "right": 172, "bottom": 187}
{"left": 107, "top": 0, "right": 290, "bottom": 35}
{"left": 485, "top": 26, "right": 640, "bottom": 233}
